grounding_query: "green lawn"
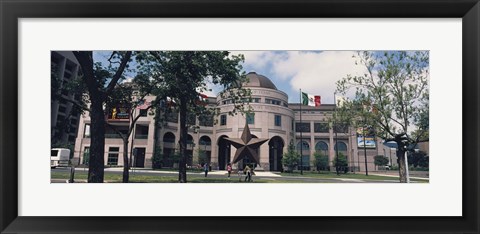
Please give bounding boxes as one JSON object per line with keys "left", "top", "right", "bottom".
{"left": 51, "top": 171, "right": 266, "bottom": 183}
{"left": 280, "top": 171, "right": 427, "bottom": 182}
{"left": 51, "top": 170, "right": 427, "bottom": 183}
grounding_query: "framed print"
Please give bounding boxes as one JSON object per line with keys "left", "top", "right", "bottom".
{"left": 1, "top": 0, "right": 479, "bottom": 233}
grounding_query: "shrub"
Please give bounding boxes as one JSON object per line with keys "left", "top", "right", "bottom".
{"left": 314, "top": 151, "right": 329, "bottom": 171}
{"left": 374, "top": 155, "right": 389, "bottom": 167}
{"left": 333, "top": 152, "right": 348, "bottom": 174}
{"left": 152, "top": 146, "right": 163, "bottom": 169}
{"left": 197, "top": 148, "right": 208, "bottom": 166}
{"left": 282, "top": 143, "right": 300, "bottom": 172}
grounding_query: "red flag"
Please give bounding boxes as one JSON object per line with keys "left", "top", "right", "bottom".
{"left": 136, "top": 100, "right": 151, "bottom": 110}
{"left": 196, "top": 93, "right": 209, "bottom": 106}
{"left": 314, "top": 96, "right": 321, "bottom": 107}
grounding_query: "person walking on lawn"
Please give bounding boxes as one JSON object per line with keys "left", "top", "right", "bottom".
{"left": 244, "top": 165, "right": 252, "bottom": 182}
{"left": 204, "top": 162, "right": 209, "bottom": 177}
{"left": 227, "top": 163, "right": 232, "bottom": 178}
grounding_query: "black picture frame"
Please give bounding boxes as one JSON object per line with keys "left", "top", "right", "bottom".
{"left": 1, "top": 0, "right": 479, "bottom": 233}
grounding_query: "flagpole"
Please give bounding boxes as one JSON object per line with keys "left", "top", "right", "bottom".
{"left": 334, "top": 93, "right": 339, "bottom": 175}
{"left": 299, "top": 89, "right": 303, "bottom": 175}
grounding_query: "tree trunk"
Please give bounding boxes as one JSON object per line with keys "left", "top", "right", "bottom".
{"left": 178, "top": 99, "right": 188, "bottom": 183}
{"left": 88, "top": 98, "right": 105, "bottom": 183}
{"left": 397, "top": 146, "right": 407, "bottom": 183}
{"left": 122, "top": 138, "right": 130, "bottom": 183}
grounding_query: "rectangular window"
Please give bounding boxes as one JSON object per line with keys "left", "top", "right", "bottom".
{"left": 83, "top": 147, "right": 90, "bottom": 165}
{"left": 68, "top": 135, "right": 76, "bottom": 142}
{"left": 84, "top": 124, "right": 90, "bottom": 138}
{"left": 274, "top": 115, "right": 282, "bottom": 126}
{"left": 139, "top": 109, "right": 148, "bottom": 117}
{"left": 265, "top": 98, "right": 281, "bottom": 105}
{"left": 334, "top": 124, "right": 349, "bottom": 133}
{"left": 58, "top": 106, "right": 66, "bottom": 113}
{"left": 295, "top": 122, "right": 310, "bottom": 132}
{"left": 246, "top": 113, "right": 255, "bottom": 125}
{"left": 220, "top": 114, "right": 227, "bottom": 126}
{"left": 314, "top": 123, "right": 330, "bottom": 133}
{"left": 107, "top": 147, "right": 119, "bottom": 166}
{"left": 134, "top": 125, "right": 149, "bottom": 139}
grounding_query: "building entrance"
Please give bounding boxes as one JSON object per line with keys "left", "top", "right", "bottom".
{"left": 217, "top": 135, "right": 231, "bottom": 170}
{"left": 134, "top": 148, "right": 145, "bottom": 168}
{"left": 269, "top": 136, "right": 284, "bottom": 171}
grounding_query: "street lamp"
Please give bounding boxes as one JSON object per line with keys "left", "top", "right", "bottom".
{"left": 404, "top": 145, "right": 410, "bottom": 183}
{"left": 389, "top": 148, "right": 395, "bottom": 168}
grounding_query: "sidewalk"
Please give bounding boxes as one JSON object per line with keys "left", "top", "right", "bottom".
{"left": 79, "top": 167, "right": 282, "bottom": 177}
{"left": 369, "top": 173, "right": 430, "bottom": 181}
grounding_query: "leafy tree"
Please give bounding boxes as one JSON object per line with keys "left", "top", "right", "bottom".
{"left": 73, "top": 51, "right": 132, "bottom": 183}
{"left": 136, "top": 51, "right": 248, "bottom": 183}
{"left": 408, "top": 151, "right": 429, "bottom": 168}
{"left": 374, "top": 155, "right": 389, "bottom": 169}
{"left": 104, "top": 75, "right": 165, "bottom": 182}
{"left": 282, "top": 142, "right": 300, "bottom": 172}
{"left": 313, "top": 151, "right": 329, "bottom": 172}
{"left": 197, "top": 148, "right": 208, "bottom": 166}
{"left": 152, "top": 146, "right": 163, "bottom": 169}
{"left": 336, "top": 51, "right": 429, "bottom": 182}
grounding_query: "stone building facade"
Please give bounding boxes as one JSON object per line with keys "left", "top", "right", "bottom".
{"left": 51, "top": 51, "right": 82, "bottom": 146}
{"left": 73, "top": 72, "right": 384, "bottom": 171}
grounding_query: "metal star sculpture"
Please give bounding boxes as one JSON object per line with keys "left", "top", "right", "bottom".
{"left": 225, "top": 122, "right": 268, "bottom": 164}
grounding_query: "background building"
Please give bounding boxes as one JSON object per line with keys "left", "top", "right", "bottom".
{"left": 73, "top": 72, "right": 386, "bottom": 171}
{"left": 51, "top": 51, "right": 82, "bottom": 147}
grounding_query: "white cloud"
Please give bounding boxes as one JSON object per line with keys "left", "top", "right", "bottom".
{"left": 235, "top": 51, "right": 367, "bottom": 103}
{"left": 276, "top": 51, "right": 366, "bottom": 101}
{"left": 228, "top": 51, "right": 370, "bottom": 103}
{"left": 232, "top": 51, "right": 279, "bottom": 72}
{"left": 121, "top": 76, "right": 134, "bottom": 83}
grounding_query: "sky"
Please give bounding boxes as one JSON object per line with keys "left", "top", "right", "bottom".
{"left": 230, "top": 51, "right": 367, "bottom": 104}
{"left": 93, "top": 51, "right": 368, "bottom": 104}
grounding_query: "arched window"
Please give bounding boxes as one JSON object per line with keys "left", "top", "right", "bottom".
{"left": 315, "top": 141, "right": 328, "bottom": 151}
{"left": 187, "top": 134, "right": 194, "bottom": 146}
{"left": 334, "top": 142, "right": 348, "bottom": 151}
{"left": 296, "top": 141, "right": 310, "bottom": 152}
{"left": 199, "top": 136, "right": 211, "bottom": 146}
{"left": 162, "top": 132, "right": 175, "bottom": 143}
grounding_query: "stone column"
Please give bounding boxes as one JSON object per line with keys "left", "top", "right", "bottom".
{"left": 329, "top": 127, "right": 335, "bottom": 169}
{"left": 145, "top": 120, "right": 155, "bottom": 168}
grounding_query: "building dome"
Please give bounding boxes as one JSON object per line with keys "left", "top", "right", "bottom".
{"left": 244, "top": 72, "right": 277, "bottom": 90}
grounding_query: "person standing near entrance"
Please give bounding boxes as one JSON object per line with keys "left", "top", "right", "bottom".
{"left": 244, "top": 165, "right": 252, "bottom": 182}
{"left": 226, "top": 163, "right": 232, "bottom": 178}
{"left": 204, "top": 162, "right": 209, "bottom": 177}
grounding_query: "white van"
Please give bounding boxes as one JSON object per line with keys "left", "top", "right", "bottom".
{"left": 51, "top": 148, "right": 71, "bottom": 168}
